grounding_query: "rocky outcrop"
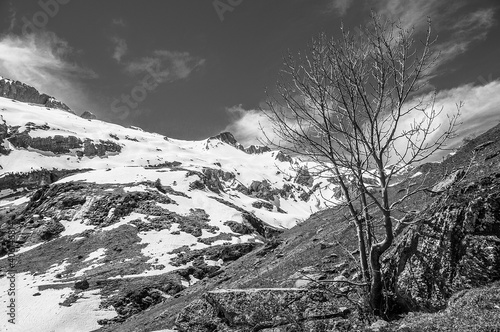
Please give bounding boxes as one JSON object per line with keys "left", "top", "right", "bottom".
{"left": 9, "top": 132, "right": 82, "bottom": 154}
{"left": 99, "top": 275, "right": 185, "bottom": 325}
{"left": 175, "top": 288, "right": 352, "bottom": 332}
{"left": 245, "top": 145, "right": 271, "bottom": 154}
{"left": 209, "top": 132, "right": 240, "bottom": 146}
{"left": 79, "top": 139, "right": 122, "bottom": 157}
{"left": 7, "top": 130, "right": 121, "bottom": 157}
{"left": 209, "top": 132, "right": 271, "bottom": 155}
{"left": 208, "top": 196, "right": 283, "bottom": 238}
{"left": 0, "top": 77, "right": 71, "bottom": 111}
{"left": 384, "top": 172, "right": 500, "bottom": 312}
{"left": 34, "top": 219, "right": 65, "bottom": 241}
{"left": 295, "top": 167, "right": 314, "bottom": 187}
{"left": 80, "top": 111, "right": 97, "bottom": 119}
{"left": 275, "top": 151, "right": 292, "bottom": 163}
{"left": 0, "top": 117, "right": 10, "bottom": 155}
{"left": 187, "top": 168, "right": 235, "bottom": 194}
{"left": 0, "top": 168, "right": 90, "bottom": 197}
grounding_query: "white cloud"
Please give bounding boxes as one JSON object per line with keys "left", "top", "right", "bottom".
{"left": 225, "top": 81, "right": 500, "bottom": 161}
{"left": 373, "top": 1, "right": 496, "bottom": 77}
{"left": 111, "top": 37, "right": 128, "bottom": 62}
{"left": 324, "top": 0, "right": 353, "bottom": 16}
{"left": 224, "top": 105, "right": 270, "bottom": 146}
{"left": 434, "top": 8, "right": 496, "bottom": 67}
{"left": 375, "top": 80, "right": 500, "bottom": 162}
{"left": 416, "top": 80, "right": 500, "bottom": 160}
{"left": 0, "top": 32, "right": 97, "bottom": 113}
{"left": 374, "top": 0, "right": 448, "bottom": 31}
{"left": 112, "top": 18, "right": 126, "bottom": 27}
{"left": 124, "top": 50, "right": 205, "bottom": 83}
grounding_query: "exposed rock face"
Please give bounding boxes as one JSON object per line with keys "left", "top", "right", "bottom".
{"left": 175, "top": 288, "right": 352, "bottom": 332}
{"left": 209, "top": 132, "right": 239, "bottom": 146}
{"left": 0, "top": 118, "right": 9, "bottom": 155}
{"left": 80, "top": 139, "right": 122, "bottom": 157}
{"left": 275, "top": 151, "right": 292, "bottom": 163}
{"left": 0, "top": 169, "right": 88, "bottom": 196}
{"left": 9, "top": 133, "right": 82, "bottom": 154}
{"left": 80, "top": 111, "right": 97, "bottom": 119}
{"left": 384, "top": 172, "right": 500, "bottom": 311}
{"left": 223, "top": 220, "right": 254, "bottom": 235}
{"left": 295, "top": 167, "right": 314, "bottom": 187}
{"left": 245, "top": 145, "right": 271, "bottom": 154}
{"left": 186, "top": 167, "right": 235, "bottom": 194}
{"left": 7, "top": 131, "right": 122, "bottom": 157}
{"left": 0, "top": 77, "right": 71, "bottom": 112}
{"left": 209, "top": 131, "right": 271, "bottom": 155}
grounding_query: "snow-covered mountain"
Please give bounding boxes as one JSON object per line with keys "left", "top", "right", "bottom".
{"left": 0, "top": 81, "right": 340, "bottom": 331}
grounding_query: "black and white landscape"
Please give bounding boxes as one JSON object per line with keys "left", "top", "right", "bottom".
{"left": 0, "top": 1, "right": 499, "bottom": 332}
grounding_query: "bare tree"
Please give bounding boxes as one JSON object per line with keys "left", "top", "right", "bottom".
{"left": 262, "top": 14, "right": 460, "bottom": 315}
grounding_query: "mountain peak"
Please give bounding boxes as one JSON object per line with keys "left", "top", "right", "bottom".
{"left": 209, "top": 132, "right": 271, "bottom": 154}
{"left": 209, "top": 132, "right": 239, "bottom": 146}
{"left": 0, "top": 76, "right": 72, "bottom": 113}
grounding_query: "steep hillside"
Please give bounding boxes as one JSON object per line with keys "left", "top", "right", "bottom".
{"left": 93, "top": 123, "right": 500, "bottom": 332}
{"left": 0, "top": 90, "right": 340, "bottom": 332}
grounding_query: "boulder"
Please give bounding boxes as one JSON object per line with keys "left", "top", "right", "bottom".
{"left": 35, "top": 219, "right": 65, "bottom": 241}
{"left": 74, "top": 279, "right": 90, "bottom": 290}
{"left": 384, "top": 173, "right": 500, "bottom": 311}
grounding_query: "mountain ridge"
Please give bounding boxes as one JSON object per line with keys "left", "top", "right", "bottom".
{"left": 0, "top": 76, "right": 71, "bottom": 113}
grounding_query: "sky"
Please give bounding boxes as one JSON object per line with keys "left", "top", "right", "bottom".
{"left": 0, "top": 0, "right": 499, "bottom": 150}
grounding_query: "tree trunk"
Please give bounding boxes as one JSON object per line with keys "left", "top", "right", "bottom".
{"left": 355, "top": 218, "right": 370, "bottom": 285}
{"left": 369, "top": 245, "right": 383, "bottom": 315}
{"left": 369, "top": 210, "right": 394, "bottom": 315}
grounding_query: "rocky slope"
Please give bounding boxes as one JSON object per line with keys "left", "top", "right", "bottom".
{"left": 0, "top": 82, "right": 341, "bottom": 332}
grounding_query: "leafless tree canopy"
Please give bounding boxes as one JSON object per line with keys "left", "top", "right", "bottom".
{"left": 262, "top": 14, "right": 460, "bottom": 315}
